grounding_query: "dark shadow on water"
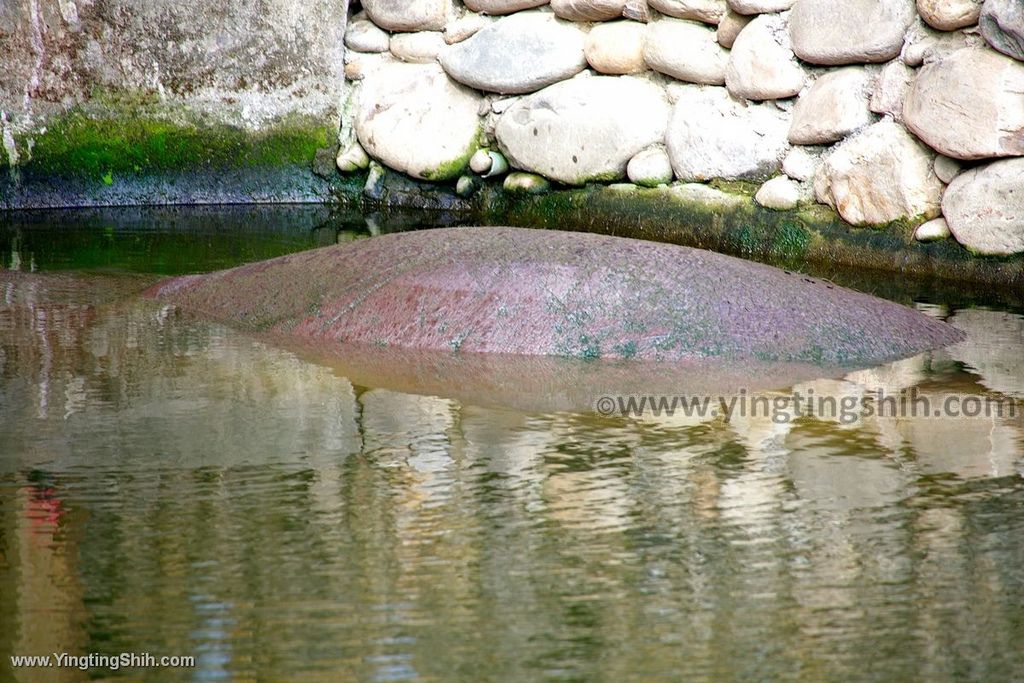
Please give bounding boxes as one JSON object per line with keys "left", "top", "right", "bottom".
{"left": 0, "top": 205, "right": 470, "bottom": 275}
{"left": 3, "top": 205, "right": 1020, "bottom": 313}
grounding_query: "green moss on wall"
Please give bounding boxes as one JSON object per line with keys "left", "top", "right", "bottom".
{"left": 772, "top": 220, "right": 814, "bottom": 260}
{"left": 707, "top": 178, "right": 760, "bottom": 197}
{"left": 21, "top": 110, "right": 335, "bottom": 181}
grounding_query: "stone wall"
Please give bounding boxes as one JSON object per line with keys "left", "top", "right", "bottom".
{"left": 340, "top": 0, "right": 1024, "bottom": 255}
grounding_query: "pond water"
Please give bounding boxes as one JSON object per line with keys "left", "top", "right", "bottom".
{"left": 1, "top": 207, "right": 1023, "bottom": 682}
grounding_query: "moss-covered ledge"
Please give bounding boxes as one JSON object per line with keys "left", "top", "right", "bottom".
{"left": 1, "top": 101, "right": 355, "bottom": 209}
{"left": 481, "top": 183, "right": 1024, "bottom": 286}
{"left": 342, "top": 168, "right": 1024, "bottom": 294}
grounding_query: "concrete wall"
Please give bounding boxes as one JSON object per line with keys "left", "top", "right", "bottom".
{"left": 0, "top": 0, "right": 350, "bottom": 206}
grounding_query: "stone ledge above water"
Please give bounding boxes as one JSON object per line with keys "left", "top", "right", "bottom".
{"left": 341, "top": 166, "right": 1024, "bottom": 292}
{"left": 0, "top": 105, "right": 357, "bottom": 209}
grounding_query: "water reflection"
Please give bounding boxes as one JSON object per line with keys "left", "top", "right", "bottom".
{"left": 1, "top": 269, "right": 1023, "bottom": 682}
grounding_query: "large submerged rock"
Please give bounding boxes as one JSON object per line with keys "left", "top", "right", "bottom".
{"left": 147, "top": 227, "right": 964, "bottom": 366}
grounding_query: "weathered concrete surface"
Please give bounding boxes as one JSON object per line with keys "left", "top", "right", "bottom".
{"left": 0, "top": 0, "right": 347, "bottom": 131}
{"left": 0, "top": 0, "right": 349, "bottom": 205}
{"left": 148, "top": 227, "right": 964, "bottom": 366}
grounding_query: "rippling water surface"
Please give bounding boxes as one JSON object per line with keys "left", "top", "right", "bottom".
{"left": 1, "top": 208, "right": 1023, "bottom": 682}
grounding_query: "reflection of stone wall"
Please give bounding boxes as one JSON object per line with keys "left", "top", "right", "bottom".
{"left": 0, "top": 272, "right": 361, "bottom": 468}
{"left": 3, "top": 269, "right": 1024, "bottom": 680}
{"left": 341, "top": 0, "right": 1024, "bottom": 254}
